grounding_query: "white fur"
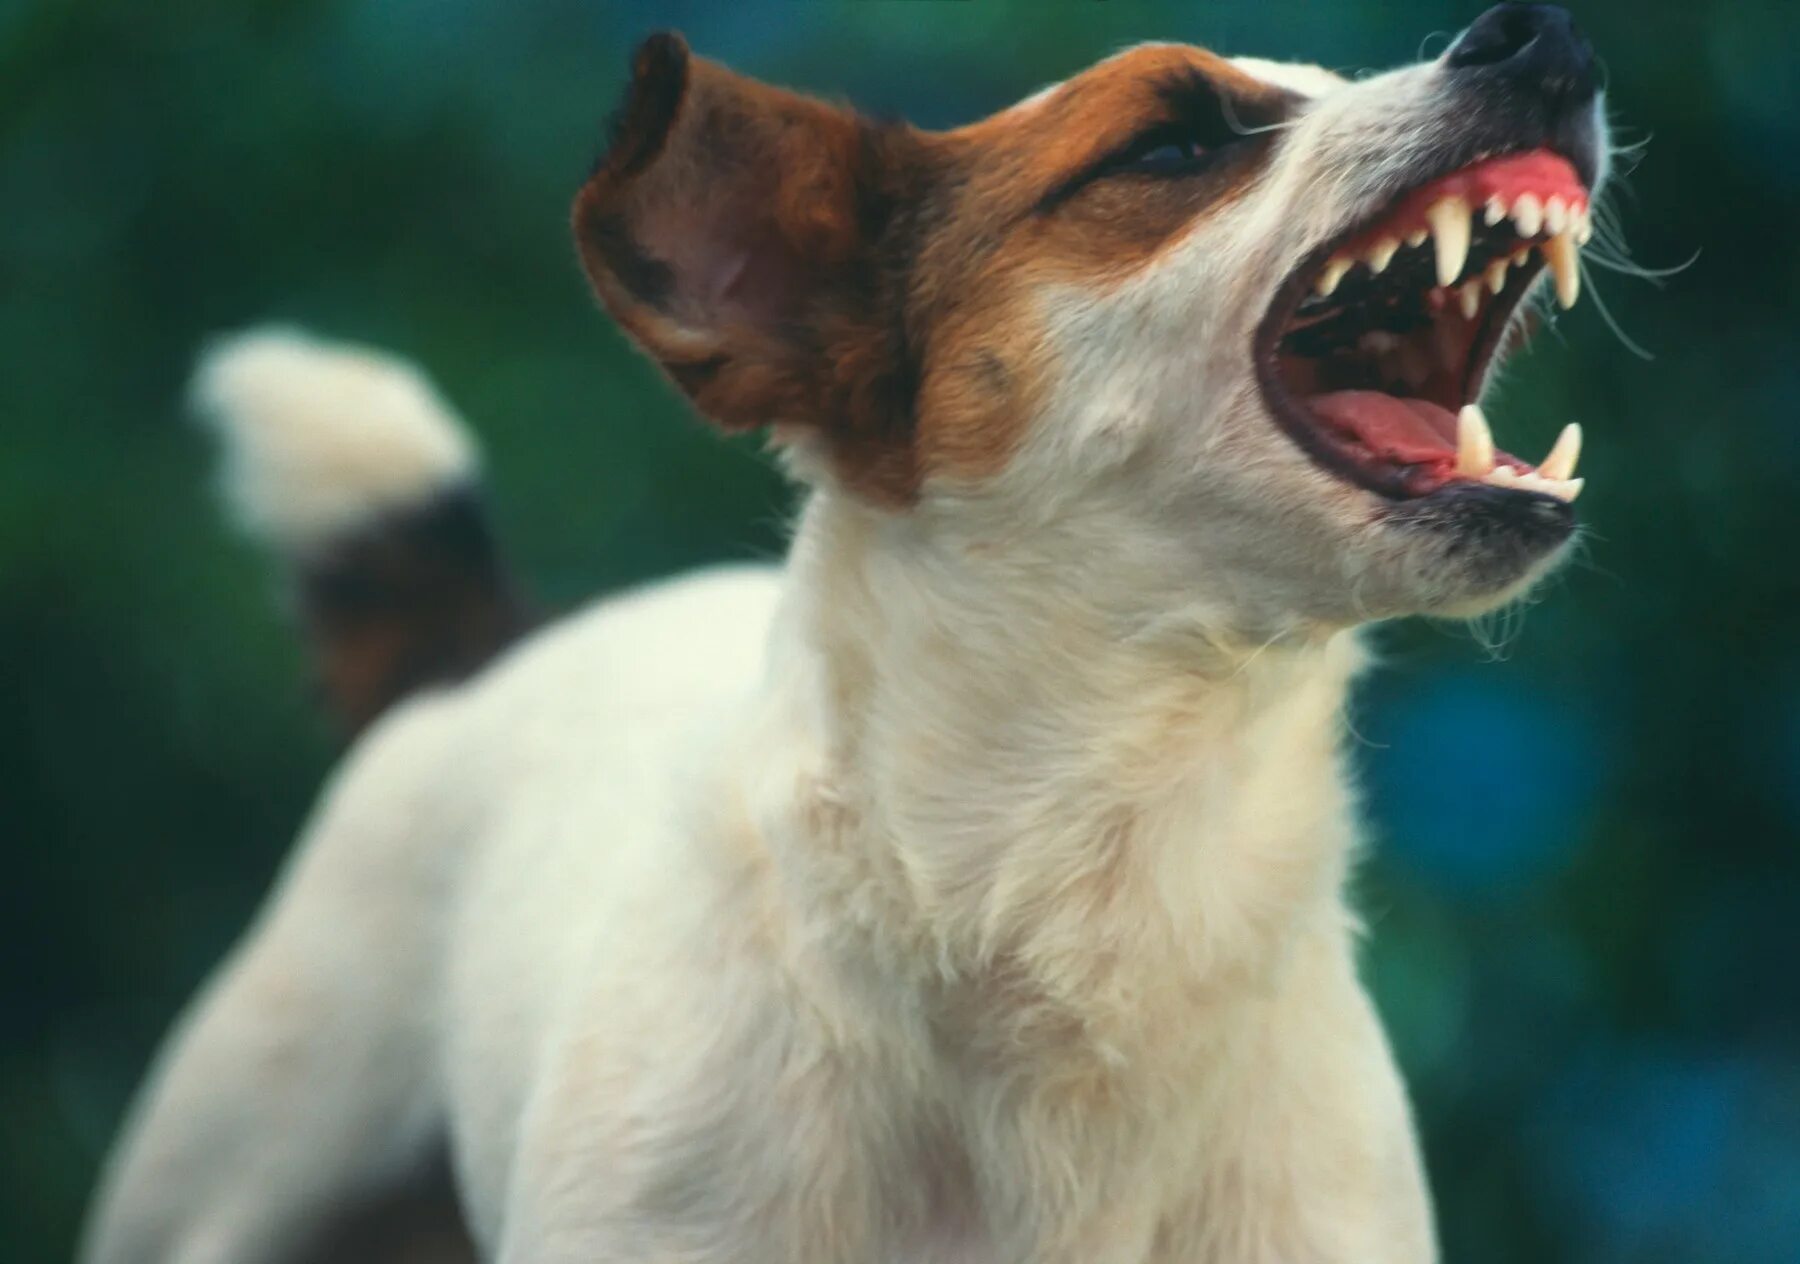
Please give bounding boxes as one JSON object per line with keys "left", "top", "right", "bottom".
{"left": 88, "top": 32, "right": 1611, "bottom": 1264}
{"left": 1228, "top": 56, "right": 1348, "bottom": 99}
{"left": 86, "top": 532, "right": 1427, "bottom": 1264}
{"left": 192, "top": 327, "right": 477, "bottom": 547}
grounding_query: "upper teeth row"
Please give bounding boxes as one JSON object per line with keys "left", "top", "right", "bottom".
{"left": 1316, "top": 192, "right": 1589, "bottom": 311}
{"left": 1457, "top": 404, "right": 1584, "bottom": 501}
{"left": 1482, "top": 191, "right": 1594, "bottom": 245}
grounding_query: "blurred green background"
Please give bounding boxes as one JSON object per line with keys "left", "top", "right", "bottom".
{"left": 5, "top": 1, "right": 1797, "bottom": 1260}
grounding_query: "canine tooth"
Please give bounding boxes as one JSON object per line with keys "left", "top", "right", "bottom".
{"left": 1456, "top": 404, "right": 1495, "bottom": 477}
{"left": 1484, "top": 258, "right": 1509, "bottom": 293}
{"left": 1366, "top": 237, "right": 1400, "bottom": 274}
{"left": 1406, "top": 227, "right": 1428, "bottom": 248}
{"left": 1552, "top": 477, "right": 1584, "bottom": 502}
{"left": 1315, "top": 257, "right": 1351, "bottom": 297}
{"left": 1543, "top": 196, "right": 1569, "bottom": 235}
{"left": 1543, "top": 231, "right": 1580, "bottom": 308}
{"left": 1458, "top": 280, "right": 1483, "bottom": 319}
{"left": 1511, "top": 193, "right": 1544, "bottom": 238}
{"left": 1511, "top": 246, "right": 1531, "bottom": 267}
{"left": 1538, "top": 422, "right": 1582, "bottom": 480}
{"left": 1483, "top": 196, "right": 1507, "bottom": 227}
{"left": 1425, "top": 196, "right": 1472, "bottom": 286}
{"left": 1574, "top": 204, "right": 1594, "bottom": 245}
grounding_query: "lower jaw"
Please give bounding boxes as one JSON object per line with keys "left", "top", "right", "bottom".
{"left": 1386, "top": 480, "right": 1578, "bottom": 590}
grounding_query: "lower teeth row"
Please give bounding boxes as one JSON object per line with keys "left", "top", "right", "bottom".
{"left": 1456, "top": 404, "right": 1584, "bottom": 502}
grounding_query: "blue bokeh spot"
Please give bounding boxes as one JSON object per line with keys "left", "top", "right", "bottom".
{"left": 1363, "top": 670, "right": 1603, "bottom": 894}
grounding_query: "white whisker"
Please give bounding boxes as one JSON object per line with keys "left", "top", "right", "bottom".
{"left": 1416, "top": 31, "right": 1456, "bottom": 60}
{"left": 1581, "top": 247, "right": 1698, "bottom": 282}
{"left": 1579, "top": 264, "right": 1656, "bottom": 361}
{"left": 1219, "top": 94, "right": 1297, "bottom": 137}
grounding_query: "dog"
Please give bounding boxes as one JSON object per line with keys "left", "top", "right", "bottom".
{"left": 84, "top": 6, "right": 1609, "bottom": 1261}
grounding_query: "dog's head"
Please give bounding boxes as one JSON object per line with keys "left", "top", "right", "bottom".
{"left": 574, "top": 4, "right": 1608, "bottom": 632}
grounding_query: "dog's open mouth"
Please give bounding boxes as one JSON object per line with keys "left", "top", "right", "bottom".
{"left": 1255, "top": 149, "right": 1590, "bottom": 502}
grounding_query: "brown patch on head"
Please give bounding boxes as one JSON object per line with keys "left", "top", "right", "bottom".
{"left": 909, "top": 46, "right": 1299, "bottom": 480}
{"left": 954, "top": 46, "right": 1295, "bottom": 275}
{"left": 573, "top": 37, "right": 1299, "bottom": 500}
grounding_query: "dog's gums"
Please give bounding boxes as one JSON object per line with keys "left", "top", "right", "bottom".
{"left": 1257, "top": 149, "right": 1588, "bottom": 502}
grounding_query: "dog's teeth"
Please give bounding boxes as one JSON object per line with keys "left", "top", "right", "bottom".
{"left": 1484, "top": 258, "right": 1509, "bottom": 294}
{"left": 1574, "top": 204, "right": 1594, "bottom": 246}
{"left": 1479, "top": 463, "right": 1583, "bottom": 502}
{"left": 1538, "top": 422, "right": 1582, "bottom": 481}
{"left": 1456, "top": 404, "right": 1495, "bottom": 477}
{"left": 1483, "top": 196, "right": 1507, "bottom": 227}
{"left": 1365, "top": 237, "right": 1400, "bottom": 274}
{"left": 1425, "top": 196, "right": 1472, "bottom": 286}
{"left": 1520, "top": 470, "right": 1584, "bottom": 501}
{"left": 1543, "top": 231, "right": 1580, "bottom": 308}
{"left": 1511, "top": 245, "right": 1532, "bottom": 268}
{"left": 1543, "top": 196, "right": 1569, "bottom": 235}
{"left": 1458, "top": 280, "right": 1483, "bottom": 319}
{"left": 1315, "top": 257, "right": 1351, "bottom": 298}
{"left": 1511, "top": 193, "right": 1544, "bottom": 239}
{"left": 1406, "top": 227, "right": 1429, "bottom": 248}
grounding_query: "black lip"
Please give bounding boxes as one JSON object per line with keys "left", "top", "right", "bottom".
{"left": 1384, "top": 480, "right": 1576, "bottom": 575}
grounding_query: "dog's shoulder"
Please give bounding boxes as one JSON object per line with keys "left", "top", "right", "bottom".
{"left": 460, "top": 562, "right": 785, "bottom": 729}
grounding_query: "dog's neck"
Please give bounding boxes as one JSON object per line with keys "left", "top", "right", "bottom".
{"left": 751, "top": 486, "right": 1365, "bottom": 1062}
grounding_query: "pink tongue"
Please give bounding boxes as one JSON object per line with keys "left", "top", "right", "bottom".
{"left": 1307, "top": 390, "right": 1458, "bottom": 466}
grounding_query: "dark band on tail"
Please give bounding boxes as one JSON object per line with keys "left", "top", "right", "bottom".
{"left": 296, "top": 487, "right": 532, "bottom": 736}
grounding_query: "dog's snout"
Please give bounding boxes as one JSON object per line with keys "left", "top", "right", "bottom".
{"left": 1446, "top": 3, "right": 1595, "bottom": 105}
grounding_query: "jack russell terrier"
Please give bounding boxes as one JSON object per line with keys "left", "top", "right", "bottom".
{"left": 86, "top": 5, "right": 1609, "bottom": 1261}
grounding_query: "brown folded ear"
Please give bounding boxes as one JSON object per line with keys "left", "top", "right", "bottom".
{"left": 573, "top": 33, "right": 928, "bottom": 503}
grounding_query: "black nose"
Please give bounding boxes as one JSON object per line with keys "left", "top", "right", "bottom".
{"left": 1446, "top": 3, "right": 1596, "bottom": 105}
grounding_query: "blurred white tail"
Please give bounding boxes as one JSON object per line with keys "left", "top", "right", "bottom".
{"left": 191, "top": 326, "right": 479, "bottom": 550}
{"left": 190, "top": 327, "right": 527, "bottom": 734}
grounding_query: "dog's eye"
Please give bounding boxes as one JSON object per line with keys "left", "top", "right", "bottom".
{"left": 1038, "top": 101, "right": 1265, "bottom": 212}
{"left": 1093, "top": 124, "right": 1231, "bottom": 183}
{"left": 1123, "top": 136, "right": 1210, "bottom": 173}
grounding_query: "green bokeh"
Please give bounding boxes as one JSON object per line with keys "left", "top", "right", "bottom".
{"left": 5, "top": 2, "right": 1797, "bottom": 1260}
